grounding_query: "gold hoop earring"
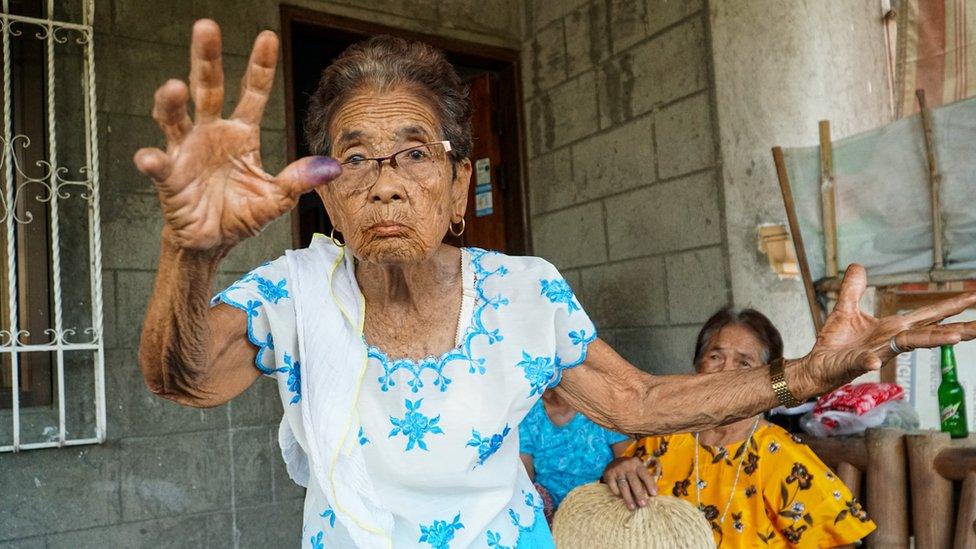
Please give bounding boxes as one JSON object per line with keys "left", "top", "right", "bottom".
{"left": 449, "top": 217, "right": 465, "bottom": 237}
{"left": 330, "top": 228, "right": 346, "bottom": 248}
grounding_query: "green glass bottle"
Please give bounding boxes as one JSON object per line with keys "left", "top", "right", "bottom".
{"left": 939, "top": 345, "right": 969, "bottom": 439}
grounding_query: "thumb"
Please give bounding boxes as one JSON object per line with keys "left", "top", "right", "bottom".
{"left": 274, "top": 155, "right": 341, "bottom": 198}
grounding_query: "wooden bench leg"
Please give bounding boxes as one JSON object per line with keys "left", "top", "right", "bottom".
{"left": 907, "top": 431, "right": 953, "bottom": 549}
{"left": 955, "top": 472, "right": 976, "bottom": 549}
{"left": 866, "top": 428, "right": 909, "bottom": 548}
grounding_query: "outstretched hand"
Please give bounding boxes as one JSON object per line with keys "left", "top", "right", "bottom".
{"left": 806, "top": 264, "right": 976, "bottom": 390}
{"left": 133, "top": 19, "right": 340, "bottom": 251}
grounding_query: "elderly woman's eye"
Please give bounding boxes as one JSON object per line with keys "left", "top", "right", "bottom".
{"left": 405, "top": 148, "right": 430, "bottom": 162}
{"left": 343, "top": 154, "right": 367, "bottom": 166}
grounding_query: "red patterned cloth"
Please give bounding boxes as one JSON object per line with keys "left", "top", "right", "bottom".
{"left": 814, "top": 383, "right": 905, "bottom": 416}
{"left": 534, "top": 482, "right": 556, "bottom": 525}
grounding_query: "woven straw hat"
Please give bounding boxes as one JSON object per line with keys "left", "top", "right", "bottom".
{"left": 552, "top": 483, "right": 714, "bottom": 548}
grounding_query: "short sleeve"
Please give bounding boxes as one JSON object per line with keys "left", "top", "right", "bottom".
{"left": 210, "top": 257, "right": 296, "bottom": 377}
{"left": 761, "top": 433, "right": 876, "bottom": 546}
{"left": 535, "top": 262, "right": 596, "bottom": 388}
{"left": 604, "top": 428, "right": 629, "bottom": 446}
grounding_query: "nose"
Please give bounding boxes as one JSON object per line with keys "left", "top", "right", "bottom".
{"left": 369, "top": 165, "right": 406, "bottom": 204}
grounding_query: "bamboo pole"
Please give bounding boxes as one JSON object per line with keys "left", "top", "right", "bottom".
{"left": 819, "top": 120, "right": 838, "bottom": 277}
{"left": 772, "top": 146, "right": 824, "bottom": 333}
{"left": 916, "top": 89, "right": 944, "bottom": 271}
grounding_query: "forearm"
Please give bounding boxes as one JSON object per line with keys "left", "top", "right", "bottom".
{"left": 138, "top": 230, "right": 237, "bottom": 405}
{"left": 557, "top": 339, "right": 820, "bottom": 437}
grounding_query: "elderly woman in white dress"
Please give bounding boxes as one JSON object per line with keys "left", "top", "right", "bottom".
{"left": 134, "top": 20, "right": 976, "bottom": 548}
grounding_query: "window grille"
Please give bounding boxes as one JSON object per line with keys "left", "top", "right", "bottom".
{"left": 0, "top": 0, "right": 104, "bottom": 452}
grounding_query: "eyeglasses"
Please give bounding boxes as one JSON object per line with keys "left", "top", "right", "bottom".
{"left": 332, "top": 140, "right": 453, "bottom": 193}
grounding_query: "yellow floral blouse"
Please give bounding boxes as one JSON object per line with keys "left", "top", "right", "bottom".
{"left": 624, "top": 423, "right": 875, "bottom": 548}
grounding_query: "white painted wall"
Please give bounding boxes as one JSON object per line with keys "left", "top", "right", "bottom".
{"left": 709, "top": 0, "right": 893, "bottom": 356}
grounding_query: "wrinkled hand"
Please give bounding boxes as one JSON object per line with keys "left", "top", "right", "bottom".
{"left": 602, "top": 456, "right": 657, "bottom": 511}
{"left": 133, "top": 19, "right": 340, "bottom": 251}
{"left": 805, "top": 264, "right": 976, "bottom": 391}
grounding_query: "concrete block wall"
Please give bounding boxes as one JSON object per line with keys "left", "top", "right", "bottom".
{"left": 0, "top": 1, "right": 519, "bottom": 547}
{"left": 522, "top": 0, "right": 730, "bottom": 375}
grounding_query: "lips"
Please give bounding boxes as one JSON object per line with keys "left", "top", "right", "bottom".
{"left": 369, "top": 221, "right": 408, "bottom": 236}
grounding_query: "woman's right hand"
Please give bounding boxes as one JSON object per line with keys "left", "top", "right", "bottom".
{"left": 602, "top": 456, "right": 657, "bottom": 511}
{"left": 133, "top": 19, "right": 341, "bottom": 251}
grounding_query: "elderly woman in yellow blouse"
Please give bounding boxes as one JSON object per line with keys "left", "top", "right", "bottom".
{"left": 603, "top": 308, "right": 875, "bottom": 548}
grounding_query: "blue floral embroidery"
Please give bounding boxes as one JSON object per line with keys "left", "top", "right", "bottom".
{"left": 358, "top": 426, "right": 369, "bottom": 446}
{"left": 515, "top": 352, "right": 555, "bottom": 397}
{"left": 466, "top": 424, "right": 511, "bottom": 467}
{"left": 309, "top": 531, "right": 324, "bottom": 549}
{"left": 372, "top": 248, "right": 509, "bottom": 393}
{"left": 389, "top": 399, "right": 444, "bottom": 451}
{"left": 212, "top": 269, "right": 290, "bottom": 375}
{"left": 419, "top": 513, "right": 464, "bottom": 548}
{"left": 279, "top": 353, "right": 301, "bottom": 404}
{"left": 540, "top": 278, "right": 580, "bottom": 314}
{"left": 486, "top": 492, "right": 546, "bottom": 549}
{"left": 568, "top": 329, "right": 597, "bottom": 348}
{"left": 320, "top": 506, "right": 336, "bottom": 528}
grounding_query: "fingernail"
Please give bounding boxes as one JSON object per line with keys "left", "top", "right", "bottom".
{"left": 639, "top": 500, "right": 647, "bottom": 506}
{"left": 308, "top": 156, "right": 341, "bottom": 184}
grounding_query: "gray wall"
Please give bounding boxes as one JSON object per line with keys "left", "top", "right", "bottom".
{"left": 0, "top": 1, "right": 519, "bottom": 547}
{"left": 709, "top": 0, "right": 893, "bottom": 357}
{"left": 522, "top": 0, "right": 730, "bottom": 375}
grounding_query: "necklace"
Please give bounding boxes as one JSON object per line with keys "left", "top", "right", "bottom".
{"left": 693, "top": 417, "right": 762, "bottom": 525}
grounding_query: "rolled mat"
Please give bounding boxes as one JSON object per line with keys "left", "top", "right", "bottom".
{"left": 552, "top": 482, "right": 714, "bottom": 548}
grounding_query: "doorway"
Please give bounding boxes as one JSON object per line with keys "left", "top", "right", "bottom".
{"left": 281, "top": 6, "right": 530, "bottom": 255}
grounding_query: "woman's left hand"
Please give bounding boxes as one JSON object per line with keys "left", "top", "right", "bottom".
{"left": 802, "top": 264, "right": 976, "bottom": 395}
{"left": 602, "top": 457, "right": 657, "bottom": 511}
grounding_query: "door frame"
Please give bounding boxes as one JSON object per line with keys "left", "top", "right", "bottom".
{"left": 280, "top": 5, "right": 532, "bottom": 255}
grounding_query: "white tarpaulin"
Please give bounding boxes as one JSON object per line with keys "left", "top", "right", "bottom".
{"left": 781, "top": 96, "right": 976, "bottom": 282}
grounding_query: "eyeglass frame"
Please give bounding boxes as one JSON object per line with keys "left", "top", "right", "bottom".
{"left": 336, "top": 140, "right": 454, "bottom": 187}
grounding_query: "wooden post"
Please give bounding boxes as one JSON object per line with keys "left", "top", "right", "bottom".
{"left": 772, "top": 146, "right": 824, "bottom": 333}
{"left": 865, "top": 428, "right": 909, "bottom": 547}
{"left": 836, "top": 461, "right": 861, "bottom": 499}
{"left": 916, "top": 89, "right": 944, "bottom": 271}
{"left": 819, "top": 120, "right": 839, "bottom": 278}
{"left": 907, "top": 431, "right": 954, "bottom": 549}
{"left": 955, "top": 472, "right": 976, "bottom": 549}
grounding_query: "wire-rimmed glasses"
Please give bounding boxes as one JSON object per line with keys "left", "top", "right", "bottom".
{"left": 333, "top": 140, "right": 453, "bottom": 193}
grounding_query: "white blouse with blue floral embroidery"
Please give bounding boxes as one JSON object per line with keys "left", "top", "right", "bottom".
{"left": 213, "top": 238, "right": 596, "bottom": 548}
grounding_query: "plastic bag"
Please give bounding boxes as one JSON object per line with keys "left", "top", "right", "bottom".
{"left": 800, "top": 382, "right": 919, "bottom": 437}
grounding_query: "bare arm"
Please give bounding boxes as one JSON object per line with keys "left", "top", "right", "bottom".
{"left": 520, "top": 453, "right": 535, "bottom": 481}
{"left": 557, "top": 264, "right": 976, "bottom": 437}
{"left": 134, "top": 21, "right": 339, "bottom": 407}
{"left": 138, "top": 233, "right": 259, "bottom": 407}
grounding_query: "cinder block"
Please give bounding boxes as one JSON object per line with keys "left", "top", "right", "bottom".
{"left": 572, "top": 114, "right": 655, "bottom": 203}
{"left": 579, "top": 256, "right": 667, "bottom": 329}
{"left": 119, "top": 430, "right": 232, "bottom": 522}
{"left": 271, "top": 425, "right": 307, "bottom": 502}
{"left": 261, "top": 130, "right": 288, "bottom": 176}
{"left": 100, "top": 193, "right": 164, "bottom": 271}
{"left": 523, "top": 19, "right": 567, "bottom": 97}
{"left": 45, "top": 512, "right": 233, "bottom": 549}
{"left": 526, "top": 0, "right": 589, "bottom": 33}
{"left": 528, "top": 72, "right": 599, "bottom": 156}
{"left": 114, "top": 270, "right": 157, "bottom": 350}
{"left": 102, "top": 113, "right": 164, "bottom": 197}
{"left": 232, "top": 426, "right": 274, "bottom": 507}
{"left": 655, "top": 92, "right": 715, "bottom": 179}
{"left": 527, "top": 147, "right": 574, "bottom": 215}
{"left": 647, "top": 0, "right": 703, "bottom": 36}
{"left": 665, "top": 246, "right": 729, "bottom": 325}
{"left": 604, "top": 171, "right": 721, "bottom": 260}
{"left": 230, "top": 376, "right": 284, "bottom": 429}
{"left": 440, "top": 0, "right": 521, "bottom": 45}
{"left": 609, "top": 325, "right": 700, "bottom": 375}
{"left": 564, "top": 1, "right": 609, "bottom": 77}
{"left": 616, "top": 18, "right": 708, "bottom": 120}
{"left": 100, "top": 269, "right": 118, "bottom": 350}
{"left": 105, "top": 348, "right": 227, "bottom": 439}
{"left": 0, "top": 537, "right": 45, "bottom": 549}
{"left": 609, "top": 0, "right": 650, "bottom": 53}
{"left": 0, "top": 446, "right": 120, "bottom": 540}
{"left": 236, "top": 499, "right": 304, "bottom": 549}
{"left": 531, "top": 201, "right": 607, "bottom": 269}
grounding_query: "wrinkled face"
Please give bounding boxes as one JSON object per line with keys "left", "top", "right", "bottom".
{"left": 695, "top": 324, "right": 767, "bottom": 374}
{"left": 315, "top": 88, "right": 471, "bottom": 265}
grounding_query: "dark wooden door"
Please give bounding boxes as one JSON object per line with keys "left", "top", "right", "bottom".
{"left": 444, "top": 73, "right": 508, "bottom": 252}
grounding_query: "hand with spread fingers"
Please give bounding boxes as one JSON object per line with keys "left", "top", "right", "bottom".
{"left": 133, "top": 19, "right": 340, "bottom": 251}
{"left": 806, "top": 264, "right": 976, "bottom": 391}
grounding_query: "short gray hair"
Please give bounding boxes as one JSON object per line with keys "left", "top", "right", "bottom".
{"left": 304, "top": 35, "right": 472, "bottom": 164}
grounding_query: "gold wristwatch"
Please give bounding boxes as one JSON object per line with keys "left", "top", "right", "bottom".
{"left": 769, "top": 357, "right": 802, "bottom": 408}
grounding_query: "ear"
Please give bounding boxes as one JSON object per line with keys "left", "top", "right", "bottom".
{"left": 451, "top": 158, "right": 472, "bottom": 219}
